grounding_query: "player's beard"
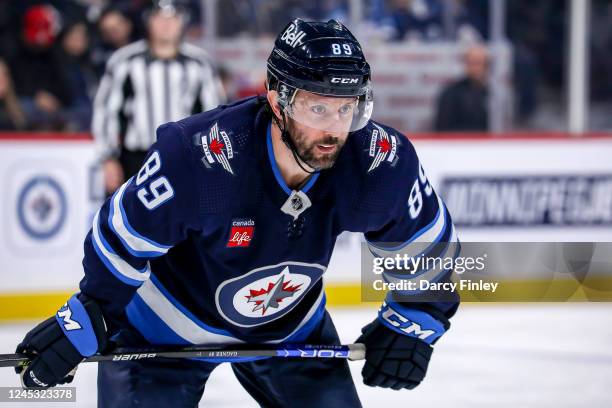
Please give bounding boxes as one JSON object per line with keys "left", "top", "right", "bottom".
{"left": 285, "top": 118, "right": 347, "bottom": 170}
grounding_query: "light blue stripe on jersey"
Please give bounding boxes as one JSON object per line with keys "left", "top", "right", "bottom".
{"left": 91, "top": 210, "right": 150, "bottom": 287}
{"left": 108, "top": 179, "right": 172, "bottom": 258}
{"left": 266, "top": 121, "right": 320, "bottom": 195}
{"left": 127, "top": 275, "right": 242, "bottom": 346}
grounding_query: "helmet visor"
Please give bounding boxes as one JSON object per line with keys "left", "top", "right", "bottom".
{"left": 282, "top": 87, "right": 373, "bottom": 133}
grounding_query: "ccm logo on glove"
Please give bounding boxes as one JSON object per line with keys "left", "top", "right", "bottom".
{"left": 57, "top": 303, "right": 82, "bottom": 331}
{"left": 378, "top": 301, "right": 446, "bottom": 344}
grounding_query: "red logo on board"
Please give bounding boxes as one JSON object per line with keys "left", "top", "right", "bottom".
{"left": 227, "top": 219, "right": 255, "bottom": 247}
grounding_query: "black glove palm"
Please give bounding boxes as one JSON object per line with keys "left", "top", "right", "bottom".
{"left": 15, "top": 316, "right": 84, "bottom": 388}
{"left": 356, "top": 319, "right": 433, "bottom": 390}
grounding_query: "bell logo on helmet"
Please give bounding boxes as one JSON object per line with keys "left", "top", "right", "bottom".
{"left": 280, "top": 23, "right": 307, "bottom": 48}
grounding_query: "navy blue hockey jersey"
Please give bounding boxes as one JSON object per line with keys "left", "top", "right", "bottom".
{"left": 80, "top": 96, "right": 459, "bottom": 346}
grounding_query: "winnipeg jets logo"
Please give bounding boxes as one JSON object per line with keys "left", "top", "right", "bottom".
{"left": 201, "top": 122, "right": 234, "bottom": 174}
{"left": 245, "top": 267, "right": 303, "bottom": 315}
{"left": 215, "top": 262, "right": 325, "bottom": 327}
{"left": 367, "top": 124, "right": 397, "bottom": 172}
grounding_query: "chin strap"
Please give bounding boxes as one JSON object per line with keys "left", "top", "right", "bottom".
{"left": 272, "top": 109, "right": 319, "bottom": 175}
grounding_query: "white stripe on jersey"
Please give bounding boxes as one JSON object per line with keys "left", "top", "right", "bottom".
{"left": 110, "top": 181, "right": 171, "bottom": 257}
{"left": 91, "top": 210, "right": 151, "bottom": 284}
{"left": 135, "top": 278, "right": 243, "bottom": 345}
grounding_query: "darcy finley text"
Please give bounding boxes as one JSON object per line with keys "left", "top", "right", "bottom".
{"left": 372, "top": 279, "right": 499, "bottom": 293}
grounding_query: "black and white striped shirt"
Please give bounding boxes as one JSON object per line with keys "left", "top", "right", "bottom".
{"left": 92, "top": 40, "right": 224, "bottom": 159}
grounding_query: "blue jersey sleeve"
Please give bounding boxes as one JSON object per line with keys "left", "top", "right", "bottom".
{"left": 364, "top": 137, "right": 460, "bottom": 331}
{"left": 80, "top": 122, "right": 199, "bottom": 332}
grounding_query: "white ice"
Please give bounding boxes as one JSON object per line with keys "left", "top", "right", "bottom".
{"left": 0, "top": 304, "right": 610, "bottom": 407}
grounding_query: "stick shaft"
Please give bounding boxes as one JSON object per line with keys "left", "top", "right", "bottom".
{"left": 0, "top": 343, "right": 366, "bottom": 368}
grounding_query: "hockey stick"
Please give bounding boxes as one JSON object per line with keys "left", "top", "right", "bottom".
{"left": 0, "top": 343, "right": 366, "bottom": 368}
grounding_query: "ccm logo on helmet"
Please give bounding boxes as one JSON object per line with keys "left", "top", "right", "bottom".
{"left": 331, "top": 77, "right": 360, "bottom": 84}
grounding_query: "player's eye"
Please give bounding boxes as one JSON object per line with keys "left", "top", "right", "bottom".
{"left": 338, "top": 104, "right": 354, "bottom": 115}
{"left": 310, "top": 105, "right": 327, "bottom": 115}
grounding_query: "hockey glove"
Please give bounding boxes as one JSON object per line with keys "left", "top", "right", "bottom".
{"left": 15, "top": 294, "right": 107, "bottom": 388}
{"left": 356, "top": 301, "right": 448, "bottom": 390}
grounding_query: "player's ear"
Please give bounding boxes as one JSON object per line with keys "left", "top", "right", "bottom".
{"left": 266, "top": 90, "right": 283, "bottom": 122}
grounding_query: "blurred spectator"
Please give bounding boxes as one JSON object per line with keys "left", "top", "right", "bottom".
{"left": 0, "top": 60, "right": 26, "bottom": 130}
{"left": 457, "top": 0, "right": 544, "bottom": 123}
{"left": 92, "top": 0, "right": 225, "bottom": 195}
{"left": 59, "top": 19, "right": 98, "bottom": 131}
{"left": 8, "top": 4, "right": 73, "bottom": 130}
{"left": 91, "top": 6, "right": 135, "bottom": 75}
{"left": 434, "top": 45, "right": 488, "bottom": 131}
{"left": 365, "top": 0, "right": 444, "bottom": 42}
{"left": 387, "top": 0, "right": 443, "bottom": 41}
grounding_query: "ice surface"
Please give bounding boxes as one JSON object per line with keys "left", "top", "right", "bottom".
{"left": 0, "top": 304, "right": 610, "bottom": 407}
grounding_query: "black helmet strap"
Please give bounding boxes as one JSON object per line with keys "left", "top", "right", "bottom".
{"left": 272, "top": 106, "right": 318, "bottom": 175}
{"left": 267, "top": 78, "right": 319, "bottom": 175}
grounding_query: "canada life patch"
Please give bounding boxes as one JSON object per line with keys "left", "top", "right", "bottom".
{"left": 227, "top": 218, "right": 255, "bottom": 247}
{"left": 215, "top": 262, "right": 325, "bottom": 327}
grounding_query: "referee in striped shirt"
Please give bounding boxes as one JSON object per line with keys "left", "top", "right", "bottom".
{"left": 92, "top": 0, "right": 225, "bottom": 194}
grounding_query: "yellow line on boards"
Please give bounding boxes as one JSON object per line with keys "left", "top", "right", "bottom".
{"left": 0, "top": 291, "right": 74, "bottom": 321}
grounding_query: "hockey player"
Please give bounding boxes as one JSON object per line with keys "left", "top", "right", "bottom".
{"left": 15, "top": 19, "right": 459, "bottom": 407}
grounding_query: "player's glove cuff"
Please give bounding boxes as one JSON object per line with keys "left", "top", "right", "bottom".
{"left": 377, "top": 301, "right": 447, "bottom": 344}
{"left": 55, "top": 294, "right": 107, "bottom": 357}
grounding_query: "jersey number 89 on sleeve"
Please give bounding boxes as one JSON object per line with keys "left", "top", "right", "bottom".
{"left": 407, "top": 163, "right": 434, "bottom": 219}
{"left": 135, "top": 151, "right": 175, "bottom": 210}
